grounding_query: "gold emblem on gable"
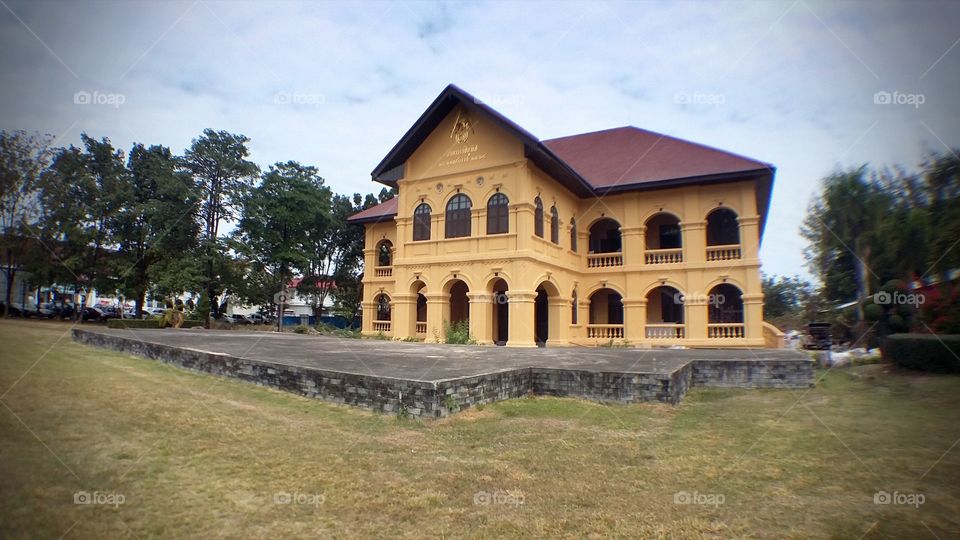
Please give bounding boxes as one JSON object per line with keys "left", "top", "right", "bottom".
{"left": 450, "top": 110, "right": 473, "bottom": 144}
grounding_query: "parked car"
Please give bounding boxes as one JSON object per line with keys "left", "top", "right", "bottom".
{"left": 43, "top": 302, "right": 76, "bottom": 319}
{"left": 82, "top": 306, "right": 117, "bottom": 321}
{"left": 221, "top": 314, "right": 251, "bottom": 325}
{"left": 247, "top": 313, "right": 273, "bottom": 325}
{"left": 19, "top": 304, "right": 56, "bottom": 319}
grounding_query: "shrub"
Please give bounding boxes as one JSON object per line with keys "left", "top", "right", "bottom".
{"left": 292, "top": 325, "right": 312, "bottom": 334}
{"left": 107, "top": 319, "right": 160, "bottom": 330}
{"left": 882, "top": 334, "right": 960, "bottom": 373}
{"left": 160, "top": 309, "right": 184, "bottom": 329}
{"left": 444, "top": 320, "right": 475, "bottom": 345}
{"left": 314, "top": 322, "right": 338, "bottom": 334}
{"left": 332, "top": 328, "right": 362, "bottom": 339}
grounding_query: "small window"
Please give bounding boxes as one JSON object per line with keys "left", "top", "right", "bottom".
{"left": 550, "top": 206, "right": 559, "bottom": 244}
{"left": 534, "top": 197, "right": 544, "bottom": 238}
{"left": 570, "top": 217, "right": 578, "bottom": 252}
{"left": 413, "top": 203, "right": 431, "bottom": 241}
{"left": 445, "top": 194, "right": 472, "bottom": 238}
{"left": 571, "top": 289, "right": 578, "bottom": 324}
{"left": 486, "top": 193, "right": 509, "bottom": 235}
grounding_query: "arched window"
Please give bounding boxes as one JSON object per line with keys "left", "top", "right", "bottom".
{"left": 375, "top": 294, "right": 391, "bottom": 321}
{"left": 570, "top": 217, "right": 577, "bottom": 252}
{"left": 486, "top": 193, "right": 509, "bottom": 235}
{"left": 445, "top": 194, "right": 472, "bottom": 238}
{"left": 376, "top": 240, "right": 392, "bottom": 267}
{"left": 550, "top": 206, "right": 559, "bottom": 244}
{"left": 413, "top": 203, "right": 431, "bottom": 241}
{"left": 571, "top": 288, "right": 578, "bottom": 325}
{"left": 534, "top": 197, "right": 544, "bottom": 238}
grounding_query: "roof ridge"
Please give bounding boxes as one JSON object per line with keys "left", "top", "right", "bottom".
{"left": 544, "top": 125, "right": 772, "bottom": 169}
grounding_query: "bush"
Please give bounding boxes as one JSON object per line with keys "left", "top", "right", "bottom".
{"left": 882, "top": 334, "right": 960, "bottom": 373}
{"left": 107, "top": 319, "right": 160, "bottom": 330}
{"left": 332, "top": 328, "right": 361, "bottom": 339}
{"left": 444, "top": 320, "right": 475, "bottom": 345}
{"left": 292, "top": 325, "right": 312, "bottom": 334}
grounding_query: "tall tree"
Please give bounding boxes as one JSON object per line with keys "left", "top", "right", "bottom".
{"left": 114, "top": 144, "right": 200, "bottom": 317}
{"left": 234, "top": 161, "right": 331, "bottom": 309}
{"left": 0, "top": 130, "right": 52, "bottom": 315}
{"left": 181, "top": 129, "right": 259, "bottom": 325}
{"left": 34, "top": 135, "right": 127, "bottom": 319}
{"left": 801, "top": 167, "right": 893, "bottom": 329}
{"left": 299, "top": 192, "right": 388, "bottom": 317}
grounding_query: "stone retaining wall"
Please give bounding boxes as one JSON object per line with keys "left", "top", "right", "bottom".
{"left": 691, "top": 359, "right": 814, "bottom": 388}
{"left": 73, "top": 329, "right": 812, "bottom": 417}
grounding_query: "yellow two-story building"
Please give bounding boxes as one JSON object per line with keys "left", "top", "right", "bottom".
{"left": 349, "top": 85, "right": 778, "bottom": 348}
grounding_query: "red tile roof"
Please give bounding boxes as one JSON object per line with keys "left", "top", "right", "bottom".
{"left": 352, "top": 85, "right": 776, "bottom": 234}
{"left": 347, "top": 196, "right": 398, "bottom": 223}
{"left": 543, "top": 126, "right": 772, "bottom": 190}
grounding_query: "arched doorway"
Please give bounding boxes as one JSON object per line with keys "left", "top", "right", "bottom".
{"left": 645, "top": 285, "right": 685, "bottom": 339}
{"left": 373, "top": 293, "right": 391, "bottom": 333}
{"left": 708, "top": 283, "right": 745, "bottom": 338}
{"left": 535, "top": 287, "right": 548, "bottom": 347}
{"left": 706, "top": 208, "right": 741, "bottom": 261}
{"left": 447, "top": 280, "right": 469, "bottom": 327}
{"left": 411, "top": 280, "right": 427, "bottom": 336}
{"left": 533, "top": 281, "right": 560, "bottom": 347}
{"left": 587, "top": 288, "right": 623, "bottom": 339}
{"left": 706, "top": 208, "right": 740, "bottom": 246}
{"left": 375, "top": 239, "right": 393, "bottom": 267}
{"left": 491, "top": 278, "right": 509, "bottom": 346}
{"left": 644, "top": 213, "right": 682, "bottom": 264}
{"left": 588, "top": 218, "right": 622, "bottom": 253}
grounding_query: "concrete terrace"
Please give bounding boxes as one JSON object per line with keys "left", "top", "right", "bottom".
{"left": 72, "top": 328, "right": 814, "bottom": 417}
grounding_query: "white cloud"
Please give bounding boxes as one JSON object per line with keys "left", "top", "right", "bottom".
{"left": 1, "top": 0, "right": 958, "bottom": 280}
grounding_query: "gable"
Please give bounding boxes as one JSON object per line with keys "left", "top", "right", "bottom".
{"left": 405, "top": 105, "right": 524, "bottom": 180}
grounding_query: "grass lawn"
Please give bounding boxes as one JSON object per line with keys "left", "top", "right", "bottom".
{"left": 1, "top": 319, "right": 958, "bottom": 538}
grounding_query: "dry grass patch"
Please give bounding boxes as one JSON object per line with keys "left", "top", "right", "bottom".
{"left": 1, "top": 319, "right": 958, "bottom": 538}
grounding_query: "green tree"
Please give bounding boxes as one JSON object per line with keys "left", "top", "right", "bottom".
{"left": 234, "top": 161, "right": 331, "bottom": 309}
{"left": 801, "top": 167, "right": 893, "bottom": 329}
{"left": 114, "top": 144, "right": 200, "bottom": 317}
{"left": 34, "top": 135, "right": 127, "bottom": 319}
{"left": 0, "top": 130, "right": 53, "bottom": 316}
{"left": 299, "top": 192, "right": 389, "bottom": 317}
{"left": 762, "top": 274, "right": 814, "bottom": 319}
{"left": 181, "top": 129, "right": 259, "bottom": 325}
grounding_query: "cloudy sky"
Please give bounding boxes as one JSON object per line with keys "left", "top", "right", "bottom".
{"left": 2, "top": 0, "right": 958, "bottom": 279}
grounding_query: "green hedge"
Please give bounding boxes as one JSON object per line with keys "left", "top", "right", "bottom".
{"left": 882, "top": 334, "right": 960, "bottom": 373}
{"left": 106, "top": 319, "right": 206, "bottom": 330}
{"left": 107, "top": 319, "right": 161, "bottom": 330}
